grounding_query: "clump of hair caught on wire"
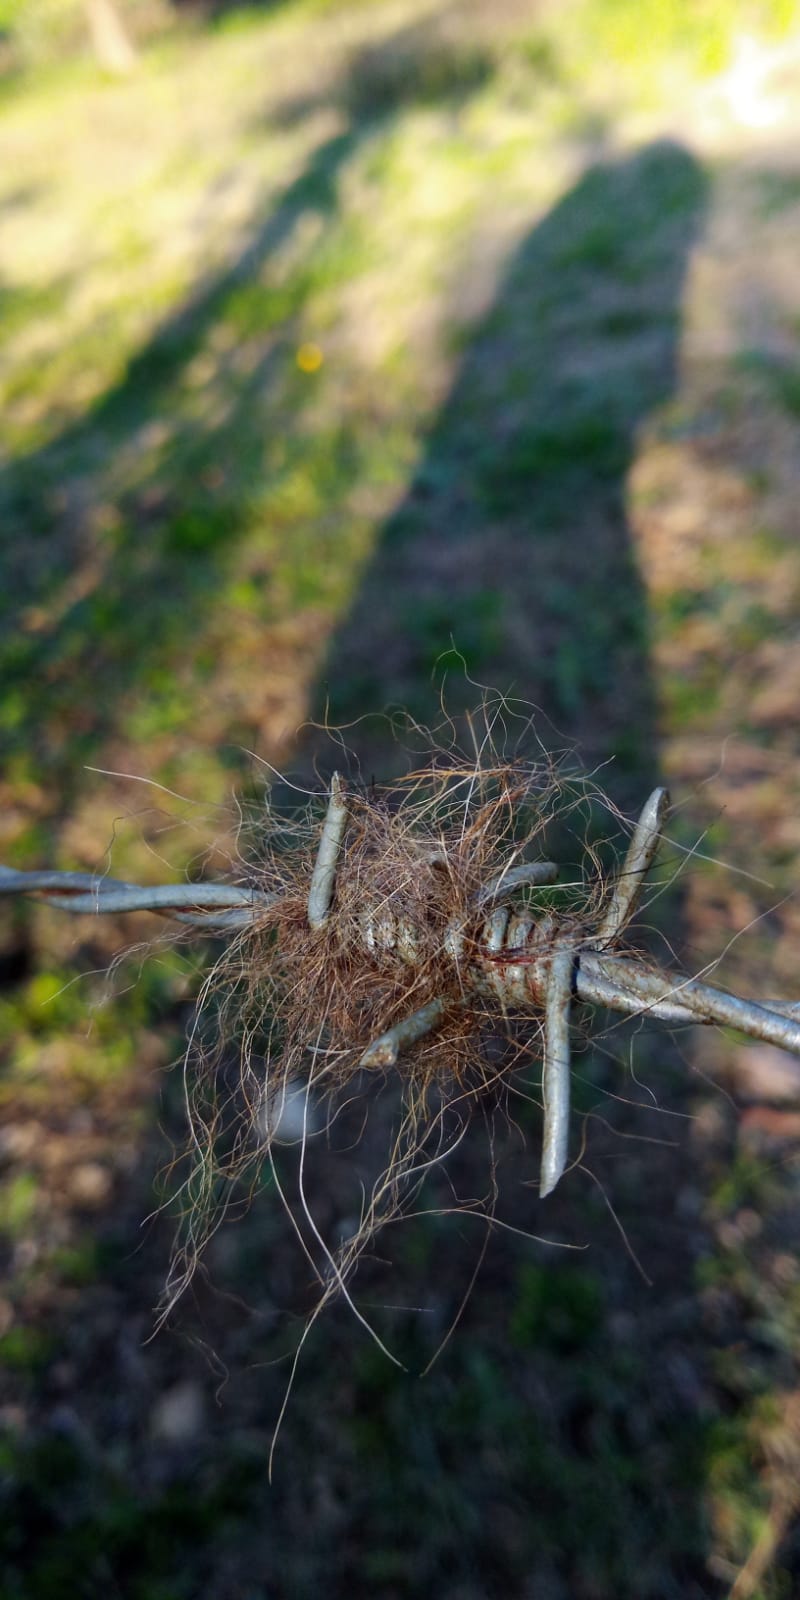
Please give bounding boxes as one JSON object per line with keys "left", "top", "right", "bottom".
{"left": 159, "top": 707, "right": 620, "bottom": 1336}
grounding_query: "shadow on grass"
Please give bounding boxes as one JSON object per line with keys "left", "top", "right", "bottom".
{"left": 286, "top": 139, "right": 723, "bottom": 1600}
{"left": 1, "top": 110, "right": 737, "bottom": 1600}
{"left": 0, "top": 16, "right": 503, "bottom": 836}
{"left": 311, "top": 139, "right": 708, "bottom": 808}
{"left": 0, "top": 119, "right": 359, "bottom": 815}
{"left": 0, "top": 15, "right": 517, "bottom": 842}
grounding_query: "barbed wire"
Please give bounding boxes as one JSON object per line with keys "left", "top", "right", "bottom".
{"left": 3, "top": 778, "right": 800, "bottom": 1201}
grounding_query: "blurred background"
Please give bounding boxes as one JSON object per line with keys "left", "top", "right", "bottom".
{"left": 2, "top": 0, "right": 800, "bottom": 1594}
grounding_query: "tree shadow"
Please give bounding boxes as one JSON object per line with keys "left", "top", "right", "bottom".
{"left": 0, "top": 20, "right": 498, "bottom": 830}
{"left": 0, "top": 120, "right": 355, "bottom": 814}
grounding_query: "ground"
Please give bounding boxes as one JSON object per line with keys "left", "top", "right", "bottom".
{"left": 1, "top": 2, "right": 800, "bottom": 1595}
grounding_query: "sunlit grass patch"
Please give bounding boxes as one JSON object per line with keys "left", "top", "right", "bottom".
{"left": 0, "top": 1171, "right": 38, "bottom": 1237}
{"left": 566, "top": 0, "right": 800, "bottom": 103}
{"left": 756, "top": 166, "right": 800, "bottom": 216}
{"left": 661, "top": 664, "right": 726, "bottom": 729}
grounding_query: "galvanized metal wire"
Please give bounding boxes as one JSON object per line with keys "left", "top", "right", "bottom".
{"left": 3, "top": 778, "right": 800, "bottom": 1199}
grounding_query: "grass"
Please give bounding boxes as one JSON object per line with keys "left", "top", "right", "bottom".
{"left": 1, "top": 0, "right": 800, "bottom": 1596}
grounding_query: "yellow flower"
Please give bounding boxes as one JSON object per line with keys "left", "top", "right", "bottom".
{"left": 296, "top": 341, "right": 324, "bottom": 373}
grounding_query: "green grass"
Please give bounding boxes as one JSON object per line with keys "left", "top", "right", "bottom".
{"left": 738, "top": 349, "right": 800, "bottom": 417}
{"left": 1, "top": 1, "right": 800, "bottom": 1596}
{"left": 510, "top": 1262, "right": 604, "bottom": 1352}
{"left": 0, "top": 1172, "right": 39, "bottom": 1237}
{"left": 0, "top": 1432, "right": 264, "bottom": 1600}
{"left": 756, "top": 167, "right": 800, "bottom": 216}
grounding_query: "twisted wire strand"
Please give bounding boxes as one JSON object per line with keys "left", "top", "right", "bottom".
{"left": 5, "top": 778, "right": 800, "bottom": 1211}
{"left": 2, "top": 863, "right": 799, "bottom": 1049}
{"left": 0, "top": 866, "right": 276, "bottom": 928}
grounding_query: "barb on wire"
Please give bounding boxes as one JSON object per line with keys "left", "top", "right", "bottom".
{"left": 3, "top": 776, "right": 799, "bottom": 1205}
